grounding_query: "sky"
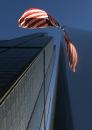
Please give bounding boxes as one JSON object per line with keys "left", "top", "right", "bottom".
{"left": 0, "top": 1, "right": 92, "bottom": 129}
{"left": 0, "top": 0, "right": 92, "bottom": 39}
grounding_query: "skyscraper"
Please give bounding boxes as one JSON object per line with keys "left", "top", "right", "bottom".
{"left": 54, "top": 27, "right": 92, "bottom": 130}
{"left": 0, "top": 33, "right": 59, "bottom": 130}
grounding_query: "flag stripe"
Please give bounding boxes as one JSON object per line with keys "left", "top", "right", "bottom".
{"left": 27, "top": 19, "right": 44, "bottom": 28}
{"left": 72, "top": 45, "right": 76, "bottom": 65}
{"left": 74, "top": 47, "right": 78, "bottom": 66}
{"left": 37, "top": 20, "right": 48, "bottom": 28}
{"left": 26, "top": 18, "right": 41, "bottom": 27}
{"left": 25, "top": 13, "right": 48, "bottom": 19}
{"left": 48, "top": 14, "right": 60, "bottom": 27}
{"left": 71, "top": 44, "right": 74, "bottom": 64}
{"left": 39, "top": 23, "right": 48, "bottom": 28}
{"left": 72, "top": 44, "right": 78, "bottom": 66}
{"left": 22, "top": 9, "right": 47, "bottom": 19}
{"left": 33, "top": 19, "right": 47, "bottom": 28}
{"left": 21, "top": 18, "right": 33, "bottom": 27}
{"left": 23, "top": 19, "right": 41, "bottom": 28}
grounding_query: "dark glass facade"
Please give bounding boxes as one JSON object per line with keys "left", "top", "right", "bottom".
{"left": 0, "top": 33, "right": 58, "bottom": 130}
{"left": 54, "top": 27, "right": 92, "bottom": 130}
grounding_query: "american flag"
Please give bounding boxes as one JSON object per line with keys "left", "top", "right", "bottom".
{"left": 18, "top": 8, "right": 78, "bottom": 72}
{"left": 64, "top": 31, "right": 78, "bottom": 72}
{"left": 18, "top": 8, "right": 60, "bottom": 29}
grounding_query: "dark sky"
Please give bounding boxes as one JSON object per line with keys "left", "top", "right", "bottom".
{"left": 0, "top": 0, "right": 92, "bottom": 39}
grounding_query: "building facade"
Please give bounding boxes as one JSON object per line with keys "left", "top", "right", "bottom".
{"left": 54, "top": 27, "right": 92, "bottom": 130}
{"left": 0, "top": 33, "right": 60, "bottom": 130}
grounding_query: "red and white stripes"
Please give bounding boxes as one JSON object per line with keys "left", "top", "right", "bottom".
{"left": 18, "top": 7, "right": 78, "bottom": 72}
{"left": 67, "top": 42, "right": 78, "bottom": 72}
{"left": 18, "top": 8, "right": 60, "bottom": 29}
{"left": 64, "top": 31, "right": 78, "bottom": 72}
{"left": 18, "top": 8, "right": 49, "bottom": 29}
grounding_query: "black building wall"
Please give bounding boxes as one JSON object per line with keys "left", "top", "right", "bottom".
{"left": 0, "top": 33, "right": 58, "bottom": 130}
{"left": 54, "top": 27, "right": 92, "bottom": 130}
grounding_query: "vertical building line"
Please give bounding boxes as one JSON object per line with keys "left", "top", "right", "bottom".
{"left": 43, "top": 49, "right": 46, "bottom": 130}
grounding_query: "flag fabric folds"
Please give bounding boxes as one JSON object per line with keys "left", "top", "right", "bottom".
{"left": 18, "top": 8, "right": 78, "bottom": 72}
{"left": 18, "top": 8, "right": 60, "bottom": 29}
{"left": 63, "top": 31, "right": 78, "bottom": 72}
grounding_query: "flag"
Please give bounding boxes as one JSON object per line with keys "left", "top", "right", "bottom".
{"left": 18, "top": 8, "right": 78, "bottom": 72}
{"left": 64, "top": 31, "right": 78, "bottom": 72}
{"left": 18, "top": 8, "right": 60, "bottom": 29}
